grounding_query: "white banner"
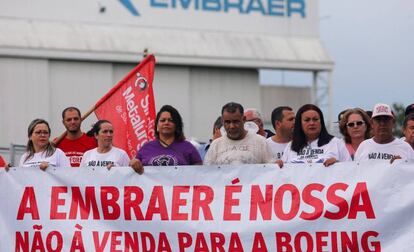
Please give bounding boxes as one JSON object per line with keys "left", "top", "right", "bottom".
{"left": 1, "top": 162, "right": 414, "bottom": 251}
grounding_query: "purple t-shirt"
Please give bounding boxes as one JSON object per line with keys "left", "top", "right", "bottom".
{"left": 136, "top": 139, "right": 202, "bottom": 166}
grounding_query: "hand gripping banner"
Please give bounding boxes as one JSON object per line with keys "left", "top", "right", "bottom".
{"left": 1, "top": 161, "right": 414, "bottom": 251}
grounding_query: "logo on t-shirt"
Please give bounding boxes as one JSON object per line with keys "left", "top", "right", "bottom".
{"left": 150, "top": 155, "right": 178, "bottom": 166}
{"left": 276, "top": 152, "right": 283, "bottom": 159}
{"left": 87, "top": 160, "right": 115, "bottom": 167}
{"left": 298, "top": 147, "right": 324, "bottom": 161}
{"left": 368, "top": 152, "right": 396, "bottom": 160}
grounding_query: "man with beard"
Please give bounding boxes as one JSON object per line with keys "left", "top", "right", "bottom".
{"left": 267, "top": 106, "right": 295, "bottom": 160}
{"left": 55, "top": 107, "right": 97, "bottom": 167}
{"left": 355, "top": 103, "right": 414, "bottom": 162}
{"left": 204, "top": 102, "right": 274, "bottom": 165}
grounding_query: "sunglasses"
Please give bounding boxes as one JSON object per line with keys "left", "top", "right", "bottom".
{"left": 346, "top": 121, "right": 365, "bottom": 128}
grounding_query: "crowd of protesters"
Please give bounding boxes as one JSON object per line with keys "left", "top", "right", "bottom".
{"left": 1, "top": 101, "right": 414, "bottom": 171}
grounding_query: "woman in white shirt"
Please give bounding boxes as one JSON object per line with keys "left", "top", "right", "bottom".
{"left": 19, "top": 119, "right": 70, "bottom": 169}
{"left": 80, "top": 120, "right": 143, "bottom": 173}
{"left": 282, "top": 104, "right": 351, "bottom": 166}
{"left": 339, "top": 108, "right": 372, "bottom": 160}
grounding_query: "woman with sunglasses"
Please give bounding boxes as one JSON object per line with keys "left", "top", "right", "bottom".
{"left": 339, "top": 108, "right": 372, "bottom": 160}
{"left": 19, "top": 119, "right": 70, "bottom": 170}
{"left": 282, "top": 104, "right": 351, "bottom": 166}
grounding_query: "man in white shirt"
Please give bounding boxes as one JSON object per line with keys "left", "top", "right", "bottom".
{"left": 267, "top": 106, "right": 295, "bottom": 160}
{"left": 204, "top": 102, "right": 274, "bottom": 165}
{"left": 355, "top": 103, "right": 414, "bottom": 162}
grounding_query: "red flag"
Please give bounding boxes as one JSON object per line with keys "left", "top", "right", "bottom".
{"left": 94, "top": 55, "right": 156, "bottom": 158}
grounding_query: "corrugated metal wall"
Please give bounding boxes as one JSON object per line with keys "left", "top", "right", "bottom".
{"left": 0, "top": 57, "right": 311, "bottom": 148}
{"left": 261, "top": 86, "right": 312, "bottom": 123}
{"left": 1, "top": 58, "right": 50, "bottom": 146}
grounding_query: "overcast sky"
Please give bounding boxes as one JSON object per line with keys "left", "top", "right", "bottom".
{"left": 261, "top": 0, "right": 413, "bottom": 120}
{"left": 319, "top": 0, "right": 414, "bottom": 115}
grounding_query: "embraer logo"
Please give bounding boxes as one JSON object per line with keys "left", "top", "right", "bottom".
{"left": 119, "top": 0, "right": 139, "bottom": 16}
{"left": 118, "top": 0, "right": 306, "bottom": 18}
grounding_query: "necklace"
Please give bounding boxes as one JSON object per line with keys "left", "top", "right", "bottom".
{"left": 159, "top": 138, "right": 172, "bottom": 147}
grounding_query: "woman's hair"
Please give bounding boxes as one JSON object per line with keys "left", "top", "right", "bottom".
{"left": 339, "top": 108, "right": 372, "bottom": 144}
{"left": 291, "top": 104, "right": 333, "bottom": 153}
{"left": 86, "top": 120, "right": 112, "bottom": 137}
{"left": 25, "top": 119, "right": 55, "bottom": 162}
{"left": 155, "top": 105, "right": 185, "bottom": 141}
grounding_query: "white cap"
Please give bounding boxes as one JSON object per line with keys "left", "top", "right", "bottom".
{"left": 372, "top": 103, "right": 394, "bottom": 118}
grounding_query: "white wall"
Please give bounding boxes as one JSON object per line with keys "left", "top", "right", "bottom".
{"left": 115, "top": 65, "right": 262, "bottom": 141}
{"left": 0, "top": 57, "right": 313, "bottom": 148}
{"left": 0, "top": 58, "right": 49, "bottom": 146}
{"left": 188, "top": 67, "right": 260, "bottom": 140}
{"left": 48, "top": 61, "right": 114, "bottom": 135}
{"left": 0, "top": 58, "right": 263, "bottom": 146}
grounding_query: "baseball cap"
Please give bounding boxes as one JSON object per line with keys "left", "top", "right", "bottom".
{"left": 372, "top": 103, "right": 394, "bottom": 118}
{"left": 405, "top": 103, "right": 414, "bottom": 116}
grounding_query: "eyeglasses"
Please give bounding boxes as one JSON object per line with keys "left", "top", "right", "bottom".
{"left": 346, "top": 121, "right": 365, "bottom": 128}
{"left": 33, "top": 131, "right": 50, "bottom": 136}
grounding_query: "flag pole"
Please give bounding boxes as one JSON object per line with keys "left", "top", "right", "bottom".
{"left": 53, "top": 50, "right": 153, "bottom": 146}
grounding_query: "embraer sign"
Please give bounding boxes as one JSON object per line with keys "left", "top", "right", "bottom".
{"left": 0, "top": 0, "right": 315, "bottom": 37}
{"left": 122, "top": 0, "right": 306, "bottom": 17}
{"left": 120, "top": 0, "right": 140, "bottom": 16}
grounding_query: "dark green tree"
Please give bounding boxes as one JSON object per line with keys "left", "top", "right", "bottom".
{"left": 392, "top": 103, "right": 405, "bottom": 137}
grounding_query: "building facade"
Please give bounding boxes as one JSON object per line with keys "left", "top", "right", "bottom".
{"left": 0, "top": 0, "right": 333, "bottom": 150}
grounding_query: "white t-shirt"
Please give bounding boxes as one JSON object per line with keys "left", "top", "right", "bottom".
{"left": 266, "top": 138, "right": 289, "bottom": 160}
{"left": 80, "top": 147, "right": 130, "bottom": 167}
{"left": 204, "top": 131, "right": 274, "bottom": 165}
{"left": 19, "top": 148, "right": 71, "bottom": 168}
{"left": 354, "top": 138, "right": 414, "bottom": 161}
{"left": 282, "top": 137, "right": 351, "bottom": 163}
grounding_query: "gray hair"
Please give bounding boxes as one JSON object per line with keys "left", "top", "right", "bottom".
{"left": 245, "top": 108, "right": 263, "bottom": 121}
